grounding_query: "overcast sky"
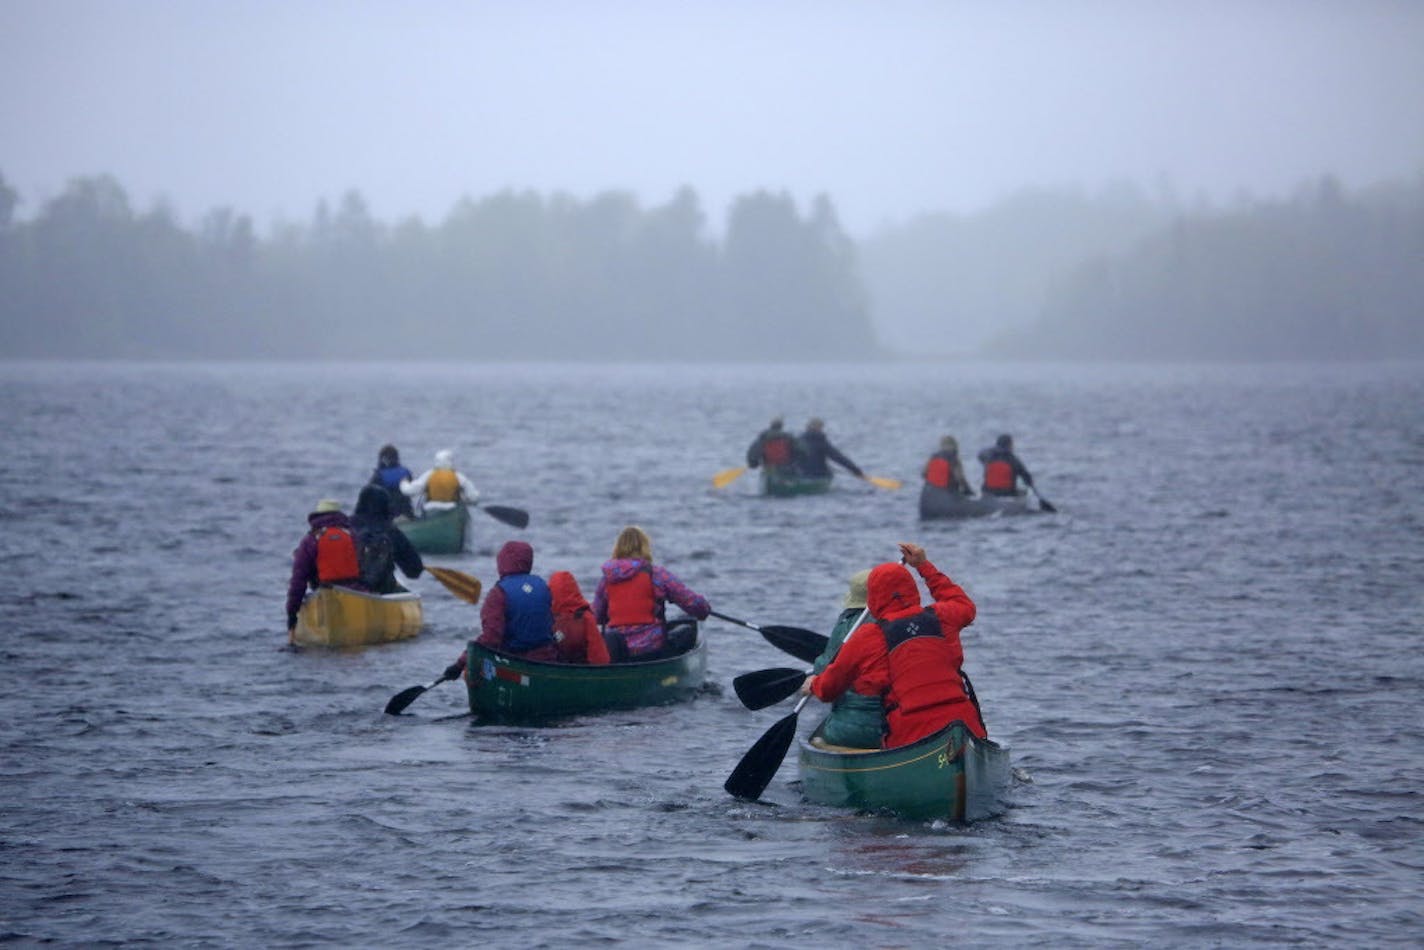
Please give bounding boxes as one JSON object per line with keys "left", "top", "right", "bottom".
{"left": 3, "top": 0, "right": 1422, "bottom": 237}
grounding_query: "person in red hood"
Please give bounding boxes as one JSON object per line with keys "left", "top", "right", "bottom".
{"left": 549, "top": 571, "right": 610, "bottom": 665}
{"left": 803, "top": 542, "right": 986, "bottom": 748}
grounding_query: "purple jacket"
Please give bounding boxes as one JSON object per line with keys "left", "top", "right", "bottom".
{"left": 593, "top": 557, "right": 710, "bottom": 655}
{"left": 285, "top": 510, "right": 366, "bottom": 622}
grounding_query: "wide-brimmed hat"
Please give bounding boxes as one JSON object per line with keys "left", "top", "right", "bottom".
{"left": 843, "top": 569, "right": 871, "bottom": 609}
{"left": 311, "top": 498, "right": 343, "bottom": 514}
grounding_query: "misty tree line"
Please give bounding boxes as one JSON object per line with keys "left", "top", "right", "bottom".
{"left": 0, "top": 173, "right": 876, "bottom": 360}
{"left": 988, "top": 175, "right": 1424, "bottom": 359}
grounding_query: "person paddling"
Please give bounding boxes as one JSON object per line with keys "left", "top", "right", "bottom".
{"left": 923, "top": 435, "right": 975, "bottom": 496}
{"left": 802, "top": 542, "right": 986, "bottom": 748}
{"left": 593, "top": 525, "right": 711, "bottom": 662}
{"left": 977, "top": 433, "right": 1035, "bottom": 497}
{"left": 401, "top": 449, "right": 480, "bottom": 517}
{"left": 808, "top": 569, "right": 884, "bottom": 749}
{"left": 798, "top": 418, "right": 865, "bottom": 481}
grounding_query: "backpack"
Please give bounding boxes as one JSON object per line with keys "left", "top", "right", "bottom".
{"left": 354, "top": 525, "right": 395, "bottom": 589}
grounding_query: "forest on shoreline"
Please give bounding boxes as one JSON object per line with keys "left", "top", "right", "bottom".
{"left": 1, "top": 171, "right": 1419, "bottom": 361}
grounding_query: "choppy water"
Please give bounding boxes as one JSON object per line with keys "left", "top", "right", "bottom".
{"left": 2, "top": 359, "right": 1421, "bottom": 947}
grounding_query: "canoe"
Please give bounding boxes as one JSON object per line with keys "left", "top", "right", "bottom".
{"left": 798, "top": 718, "right": 1010, "bottom": 822}
{"left": 291, "top": 584, "right": 423, "bottom": 648}
{"left": 761, "top": 468, "right": 832, "bottom": 497}
{"left": 464, "top": 628, "right": 707, "bottom": 722}
{"left": 918, "top": 484, "right": 1034, "bottom": 519}
{"left": 395, "top": 504, "right": 469, "bottom": 554}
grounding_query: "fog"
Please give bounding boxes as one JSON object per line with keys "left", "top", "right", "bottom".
{"left": 2, "top": 1, "right": 1422, "bottom": 359}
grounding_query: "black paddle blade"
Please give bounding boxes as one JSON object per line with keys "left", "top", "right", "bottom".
{"left": 1037, "top": 497, "right": 1057, "bottom": 513}
{"left": 733, "top": 668, "right": 808, "bottom": 710}
{"left": 725, "top": 711, "right": 800, "bottom": 801}
{"left": 481, "top": 505, "right": 530, "bottom": 529}
{"left": 384, "top": 684, "right": 427, "bottom": 715}
{"left": 759, "top": 626, "right": 828, "bottom": 665}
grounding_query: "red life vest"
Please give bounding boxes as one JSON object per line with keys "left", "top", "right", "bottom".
{"left": 983, "top": 459, "right": 1015, "bottom": 492}
{"left": 882, "top": 609, "right": 964, "bottom": 719}
{"left": 315, "top": 526, "right": 361, "bottom": 583}
{"left": 605, "top": 569, "right": 658, "bottom": 626}
{"left": 762, "top": 435, "right": 794, "bottom": 467}
{"left": 925, "top": 456, "right": 951, "bottom": 488}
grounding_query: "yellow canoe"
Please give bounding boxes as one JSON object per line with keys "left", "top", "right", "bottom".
{"left": 291, "top": 584, "right": 423, "bottom": 648}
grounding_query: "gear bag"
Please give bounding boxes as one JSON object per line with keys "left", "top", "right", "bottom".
{"left": 354, "top": 525, "right": 395, "bottom": 589}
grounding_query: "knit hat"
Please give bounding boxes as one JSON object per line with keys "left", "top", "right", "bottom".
{"left": 940, "top": 435, "right": 958, "bottom": 452}
{"left": 843, "top": 569, "right": 871, "bottom": 609}
{"left": 312, "top": 498, "right": 343, "bottom": 514}
{"left": 435, "top": 449, "right": 454, "bottom": 468}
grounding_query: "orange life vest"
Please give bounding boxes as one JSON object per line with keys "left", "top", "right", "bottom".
{"left": 983, "top": 459, "right": 1015, "bottom": 492}
{"left": 925, "top": 456, "right": 951, "bottom": 488}
{"left": 762, "top": 435, "right": 795, "bottom": 467}
{"left": 427, "top": 469, "right": 460, "bottom": 502}
{"left": 605, "top": 570, "right": 658, "bottom": 626}
{"left": 315, "top": 526, "right": 361, "bottom": 583}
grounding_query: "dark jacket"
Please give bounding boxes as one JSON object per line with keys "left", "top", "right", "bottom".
{"left": 746, "top": 426, "right": 799, "bottom": 470}
{"left": 368, "top": 464, "right": 415, "bottom": 518}
{"left": 976, "top": 445, "right": 1033, "bottom": 496}
{"left": 349, "top": 485, "right": 424, "bottom": 593}
{"left": 799, "top": 428, "right": 863, "bottom": 479}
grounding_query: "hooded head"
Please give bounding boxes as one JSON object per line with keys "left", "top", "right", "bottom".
{"left": 549, "top": 571, "right": 590, "bottom": 615}
{"left": 496, "top": 540, "right": 534, "bottom": 577}
{"left": 843, "top": 569, "right": 871, "bottom": 609}
{"left": 768, "top": 416, "right": 784, "bottom": 431}
{"left": 807, "top": 417, "right": 825, "bottom": 432}
{"left": 434, "top": 449, "right": 455, "bottom": 469}
{"left": 939, "top": 435, "right": 959, "bottom": 453}
{"left": 378, "top": 444, "right": 400, "bottom": 467}
{"left": 866, "top": 561, "right": 921, "bottom": 619}
{"left": 996, "top": 433, "right": 1013, "bottom": 450}
{"left": 354, "top": 484, "right": 391, "bottom": 521}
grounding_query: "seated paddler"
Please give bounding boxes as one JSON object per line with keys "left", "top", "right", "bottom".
{"left": 444, "top": 540, "right": 558, "bottom": 680}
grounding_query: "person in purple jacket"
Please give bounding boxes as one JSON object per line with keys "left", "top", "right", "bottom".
{"left": 284, "top": 498, "right": 365, "bottom": 636}
{"left": 593, "top": 525, "right": 711, "bottom": 661}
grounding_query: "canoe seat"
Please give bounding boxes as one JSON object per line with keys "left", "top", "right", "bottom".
{"left": 810, "top": 737, "right": 879, "bottom": 753}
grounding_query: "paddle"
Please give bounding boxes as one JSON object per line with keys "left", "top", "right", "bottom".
{"left": 862, "top": 474, "right": 903, "bottom": 491}
{"left": 1028, "top": 484, "right": 1057, "bottom": 513}
{"left": 476, "top": 503, "right": 530, "bottom": 529}
{"left": 384, "top": 670, "right": 459, "bottom": 715}
{"left": 733, "top": 667, "right": 809, "bottom": 710}
{"left": 426, "top": 566, "right": 483, "bottom": 604}
{"left": 725, "top": 694, "right": 810, "bottom": 801}
{"left": 707, "top": 610, "right": 828, "bottom": 664}
{"left": 713, "top": 466, "right": 748, "bottom": 489}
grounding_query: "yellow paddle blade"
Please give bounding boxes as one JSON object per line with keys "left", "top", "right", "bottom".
{"left": 427, "top": 566, "right": 482, "bottom": 604}
{"left": 713, "top": 466, "right": 748, "bottom": 489}
{"left": 865, "top": 475, "right": 903, "bottom": 491}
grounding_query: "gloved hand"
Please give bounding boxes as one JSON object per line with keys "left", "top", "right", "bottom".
{"left": 286, "top": 612, "right": 298, "bottom": 633}
{"left": 443, "top": 661, "right": 465, "bottom": 681}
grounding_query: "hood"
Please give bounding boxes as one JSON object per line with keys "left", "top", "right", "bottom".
{"left": 435, "top": 449, "right": 454, "bottom": 469}
{"left": 549, "top": 571, "right": 589, "bottom": 614}
{"left": 307, "top": 510, "right": 351, "bottom": 532}
{"left": 354, "top": 484, "right": 390, "bottom": 521}
{"left": 601, "top": 557, "right": 649, "bottom": 583}
{"left": 867, "top": 562, "right": 920, "bottom": 620}
{"left": 496, "top": 540, "right": 534, "bottom": 576}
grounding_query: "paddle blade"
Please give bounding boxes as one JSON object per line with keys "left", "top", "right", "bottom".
{"left": 427, "top": 566, "right": 482, "bottom": 604}
{"left": 1036, "top": 496, "right": 1057, "bottom": 513}
{"left": 713, "top": 466, "right": 748, "bottom": 489}
{"left": 733, "top": 667, "right": 808, "bottom": 710}
{"left": 481, "top": 504, "right": 530, "bottom": 528}
{"left": 384, "top": 684, "right": 428, "bottom": 715}
{"left": 865, "top": 474, "right": 903, "bottom": 491}
{"left": 725, "top": 710, "right": 800, "bottom": 801}
{"left": 759, "top": 625, "right": 829, "bottom": 665}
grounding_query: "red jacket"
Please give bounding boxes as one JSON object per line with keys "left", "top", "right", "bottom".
{"left": 811, "top": 559, "right": 984, "bottom": 747}
{"left": 549, "top": 571, "right": 610, "bottom": 665}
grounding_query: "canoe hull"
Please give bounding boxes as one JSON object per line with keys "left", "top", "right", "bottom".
{"left": 395, "top": 505, "right": 469, "bottom": 554}
{"left": 291, "top": 585, "right": 423, "bottom": 648}
{"left": 798, "top": 719, "right": 1010, "bottom": 822}
{"left": 761, "top": 469, "right": 832, "bottom": 497}
{"left": 465, "top": 633, "right": 706, "bottom": 722}
{"left": 919, "top": 484, "right": 1033, "bottom": 519}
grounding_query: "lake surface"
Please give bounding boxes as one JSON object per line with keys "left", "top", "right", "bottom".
{"left": 2, "top": 359, "right": 1421, "bottom": 946}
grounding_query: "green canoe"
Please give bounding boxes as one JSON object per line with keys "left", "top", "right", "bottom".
{"left": 761, "top": 468, "right": 832, "bottom": 497}
{"left": 918, "top": 484, "right": 1034, "bottom": 520}
{"left": 395, "top": 504, "right": 469, "bottom": 554}
{"left": 464, "top": 629, "right": 707, "bottom": 722}
{"left": 798, "top": 718, "right": 1010, "bottom": 822}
